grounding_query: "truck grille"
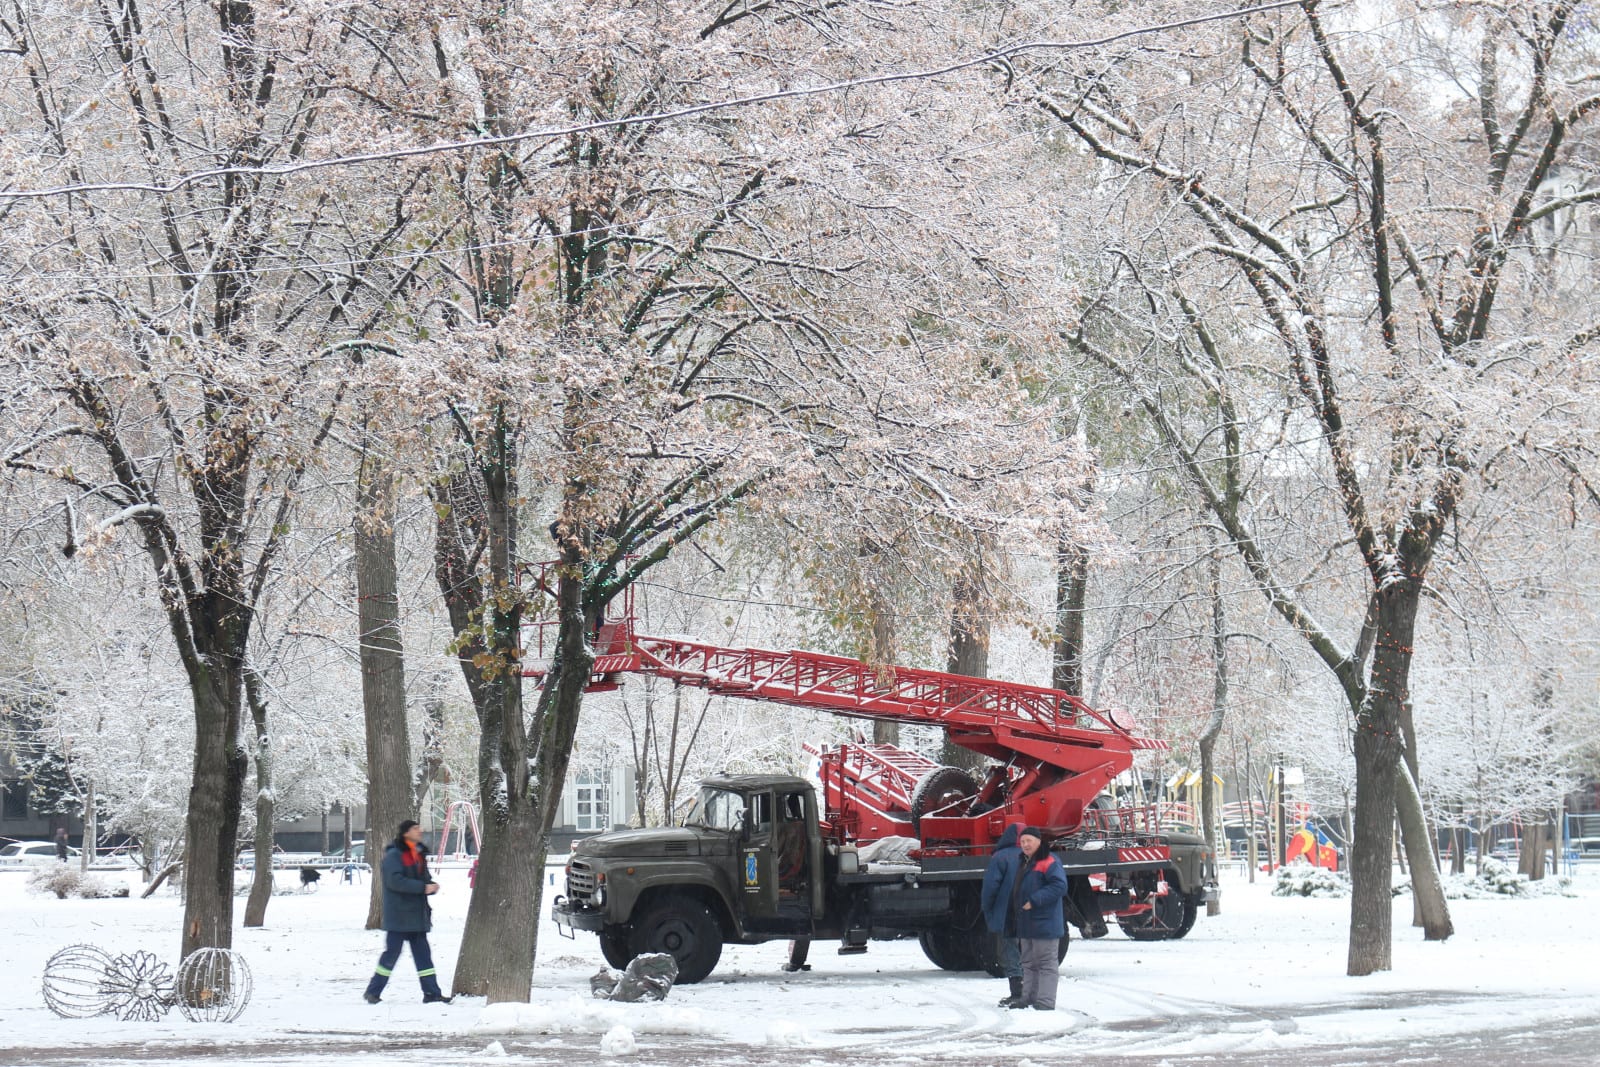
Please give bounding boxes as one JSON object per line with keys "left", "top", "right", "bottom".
{"left": 567, "top": 859, "right": 598, "bottom": 900}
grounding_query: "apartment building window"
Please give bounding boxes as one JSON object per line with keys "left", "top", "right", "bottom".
{"left": 574, "top": 769, "right": 611, "bottom": 833}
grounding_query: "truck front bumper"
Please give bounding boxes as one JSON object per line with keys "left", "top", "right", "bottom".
{"left": 1201, "top": 881, "right": 1222, "bottom": 905}
{"left": 551, "top": 894, "right": 606, "bottom": 937}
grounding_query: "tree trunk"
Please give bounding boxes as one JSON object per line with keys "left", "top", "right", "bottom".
{"left": 865, "top": 548, "right": 899, "bottom": 746}
{"left": 415, "top": 698, "right": 448, "bottom": 811}
{"left": 143, "top": 859, "right": 183, "bottom": 899}
{"left": 522, "top": 538, "right": 599, "bottom": 991}
{"left": 454, "top": 795, "right": 543, "bottom": 1001}
{"left": 79, "top": 778, "right": 97, "bottom": 876}
{"left": 1052, "top": 534, "right": 1089, "bottom": 699}
{"left": 1347, "top": 715, "right": 1398, "bottom": 976}
{"left": 243, "top": 670, "right": 275, "bottom": 928}
{"left": 1198, "top": 543, "right": 1226, "bottom": 916}
{"left": 1241, "top": 735, "right": 1256, "bottom": 884}
{"left": 1395, "top": 773, "right": 1450, "bottom": 937}
{"left": 1395, "top": 694, "right": 1449, "bottom": 931}
{"left": 941, "top": 561, "right": 988, "bottom": 772}
{"left": 356, "top": 448, "right": 413, "bottom": 931}
{"left": 1346, "top": 583, "right": 1421, "bottom": 976}
{"left": 1520, "top": 818, "right": 1550, "bottom": 881}
{"left": 1396, "top": 761, "right": 1451, "bottom": 940}
{"left": 450, "top": 408, "right": 539, "bottom": 1002}
{"left": 181, "top": 662, "right": 248, "bottom": 960}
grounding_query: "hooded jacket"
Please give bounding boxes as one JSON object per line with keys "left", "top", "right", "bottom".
{"left": 379, "top": 838, "right": 435, "bottom": 933}
{"left": 980, "top": 824, "right": 1024, "bottom": 934}
{"left": 1012, "top": 849, "right": 1068, "bottom": 940}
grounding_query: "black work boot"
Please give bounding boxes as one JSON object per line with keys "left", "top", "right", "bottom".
{"left": 997, "top": 976, "right": 1024, "bottom": 1008}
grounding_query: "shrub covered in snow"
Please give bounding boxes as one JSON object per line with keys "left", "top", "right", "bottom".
{"left": 27, "top": 865, "right": 126, "bottom": 899}
{"left": 1441, "top": 858, "right": 1575, "bottom": 899}
{"left": 1271, "top": 862, "right": 1351, "bottom": 898}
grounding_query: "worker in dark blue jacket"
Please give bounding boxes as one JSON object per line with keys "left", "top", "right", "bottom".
{"left": 980, "top": 824, "right": 1025, "bottom": 1006}
{"left": 1012, "top": 826, "right": 1067, "bottom": 1011}
{"left": 363, "top": 820, "right": 452, "bottom": 1005}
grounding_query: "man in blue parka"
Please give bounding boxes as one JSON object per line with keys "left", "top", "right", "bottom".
{"left": 1012, "top": 826, "right": 1068, "bottom": 1011}
{"left": 363, "top": 820, "right": 452, "bottom": 1004}
{"left": 980, "top": 823, "right": 1025, "bottom": 1006}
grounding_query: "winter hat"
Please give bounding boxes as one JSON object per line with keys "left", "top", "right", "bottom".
{"left": 1019, "top": 826, "right": 1047, "bottom": 843}
{"left": 397, "top": 819, "right": 420, "bottom": 838}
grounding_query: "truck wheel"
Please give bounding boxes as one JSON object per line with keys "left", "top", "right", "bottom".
{"left": 943, "top": 929, "right": 1066, "bottom": 976}
{"left": 1117, "top": 882, "right": 1198, "bottom": 941}
{"left": 919, "top": 928, "right": 982, "bottom": 971}
{"left": 969, "top": 931, "right": 1006, "bottom": 977}
{"left": 910, "top": 767, "right": 978, "bottom": 837}
{"left": 599, "top": 925, "right": 633, "bottom": 970}
{"left": 628, "top": 897, "right": 723, "bottom": 983}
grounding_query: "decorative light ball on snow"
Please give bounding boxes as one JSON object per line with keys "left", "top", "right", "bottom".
{"left": 102, "top": 950, "right": 176, "bottom": 1021}
{"left": 174, "top": 948, "right": 253, "bottom": 1023}
{"left": 41, "top": 944, "right": 116, "bottom": 1019}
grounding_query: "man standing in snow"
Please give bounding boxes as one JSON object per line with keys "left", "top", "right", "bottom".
{"left": 1012, "top": 827, "right": 1067, "bottom": 1011}
{"left": 363, "top": 820, "right": 452, "bottom": 1005}
{"left": 53, "top": 827, "right": 69, "bottom": 862}
{"left": 980, "top": 823, "right": 1025, "bottom": 1007}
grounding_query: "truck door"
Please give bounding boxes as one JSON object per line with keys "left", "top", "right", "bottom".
{"left": 739, "top": 791, "right": 781, "bottom": 923}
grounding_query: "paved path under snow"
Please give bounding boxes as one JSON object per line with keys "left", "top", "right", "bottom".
{"left": 8, "top": 1009, "right": 1600, "bottom": 1067}
{"left": 9, "top": 987, "right": 1600, "bottom": 1067}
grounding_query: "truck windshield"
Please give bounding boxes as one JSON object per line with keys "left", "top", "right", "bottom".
{"left": 684, "top": 788, "right": 744, "bottom": 831}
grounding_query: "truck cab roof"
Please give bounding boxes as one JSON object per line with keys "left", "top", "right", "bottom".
{"left": 699, "top": 774, "right": 811, "bottom": 792}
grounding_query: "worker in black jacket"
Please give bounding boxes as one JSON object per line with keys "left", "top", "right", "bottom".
{"left": 363, "top": 820, "right": 452, "bottom": 1005}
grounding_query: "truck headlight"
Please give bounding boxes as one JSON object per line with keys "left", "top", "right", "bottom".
{"left": 593, "top": 884, "right": 606, "bottom": 907}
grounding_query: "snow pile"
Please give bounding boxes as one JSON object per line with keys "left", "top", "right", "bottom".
{"left": 475, "top": 1040, "right": 508, "bottom": 1058}
{"left": 1439, "top": 858, "right": 1576, "bottom": 899}
{"left": 599, "top": 1024, "right": 637, "bottom": 1056}
{"left": 1270, "top": 863, "right": 1350, "bottom": 898}
{"left": 764, "top": 1019, "right": 811, "bottom": 1047}
{"left": 473, "top": 994, "right": 714, "bottom": 1039}
{"left": 27, "top": 865, "right": 126, "bottom": 900}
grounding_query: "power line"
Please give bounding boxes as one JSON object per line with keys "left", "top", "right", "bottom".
{"left": 0, "top": 1, "right": 1303, "bottom": 201}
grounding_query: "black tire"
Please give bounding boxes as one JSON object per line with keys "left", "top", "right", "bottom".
{"left": 910, "top": 767, "right": 978, "bottom": 837}
{"left": 599, "top": 925, "right": 633, "bottom": 970}
{"left": 960, "top": 924, "right": 1068, "bottom": 977}
{"left": 969, "top": 930, "right": 1008, "bottom": 977}
{"left": 628, "top": 897, "right": 723, "bottom": 983}
{"left": 919, "top": 928, "right": 983, "bottom": 971}
{"left": 1117, "top": 878, "right": 1198, "bottom": 941}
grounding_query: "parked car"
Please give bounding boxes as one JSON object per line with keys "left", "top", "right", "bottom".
{"left": 0, "top": 841, "right": 80, "bottom": 867}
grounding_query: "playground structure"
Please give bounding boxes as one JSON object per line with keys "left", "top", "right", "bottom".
{"left": 436, "top": 799, "right": 482, "bottom": 861}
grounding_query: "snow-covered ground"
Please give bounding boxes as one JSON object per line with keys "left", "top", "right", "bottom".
{"left": 3, "top": 860, "right": 1598, "bottom": 1066}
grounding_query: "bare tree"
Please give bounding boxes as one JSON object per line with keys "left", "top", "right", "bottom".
{"left": 1038, "top": 0, "right": 1600, "bottom": 972}
{"left": 0, "top": 1, "right": 426, "bottom": 957}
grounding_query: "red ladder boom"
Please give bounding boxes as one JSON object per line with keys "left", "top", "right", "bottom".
{"left": 526, "top": 613, "right": 1168, "bottom": 846}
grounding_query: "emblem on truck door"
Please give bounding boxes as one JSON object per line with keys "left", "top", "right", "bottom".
{"left": 743, "top": 850, "right": 759, "bottom": 890}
